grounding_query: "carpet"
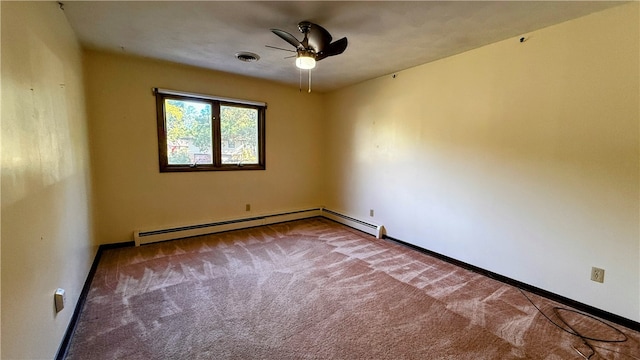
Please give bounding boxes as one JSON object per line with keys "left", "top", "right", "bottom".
{"left": 65, "top": 218, "right": 639, "bottom": 359}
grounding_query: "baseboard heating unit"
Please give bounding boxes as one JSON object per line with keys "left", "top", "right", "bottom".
{"left": 320, "top": 208, "right": 384, "bottom": 239}
{"left": 133, "top": 208, "right": 384, "bottom": 246}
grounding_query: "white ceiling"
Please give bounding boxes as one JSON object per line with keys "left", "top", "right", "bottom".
{"left": 62, "top": 1, "right": 625, "bottom": 93}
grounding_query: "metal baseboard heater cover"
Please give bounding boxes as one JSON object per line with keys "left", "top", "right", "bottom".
{"left": 320, "top": 208, "right": 384, "bottom": 239}
{"left": 133, "top": 208, "right": 384, "bottom": 246}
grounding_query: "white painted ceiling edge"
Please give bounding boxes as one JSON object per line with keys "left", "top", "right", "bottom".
{"left": 62, "top": 1, "right": 627, "bottom": 93}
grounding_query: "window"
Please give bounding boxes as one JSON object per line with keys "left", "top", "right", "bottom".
{"left": 155, "top": 89, "right": 265, "bottom": 172}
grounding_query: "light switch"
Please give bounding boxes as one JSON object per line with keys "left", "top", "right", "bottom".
{"left": 54, "top": 288, "right": 66, "bottom": 313}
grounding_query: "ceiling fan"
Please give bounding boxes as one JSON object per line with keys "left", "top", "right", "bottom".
{"left": 268, "top": 21, "right": 348, "bottom": 92}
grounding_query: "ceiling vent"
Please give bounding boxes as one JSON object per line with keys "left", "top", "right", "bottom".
{"left": 235, "top": 52, "right": 260, "bottom": 62}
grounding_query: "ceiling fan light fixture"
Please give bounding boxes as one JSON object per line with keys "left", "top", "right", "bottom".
{"left": 296, "top": 54, "right": 316, "bottom": 69}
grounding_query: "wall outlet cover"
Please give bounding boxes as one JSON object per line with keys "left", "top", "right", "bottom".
{"left": 590, "top": 267, "right": 605, "bottom": 283}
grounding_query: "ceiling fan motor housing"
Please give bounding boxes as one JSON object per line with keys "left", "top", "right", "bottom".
{"left": 298, "top": 21, "right": 312, "bottom": 34}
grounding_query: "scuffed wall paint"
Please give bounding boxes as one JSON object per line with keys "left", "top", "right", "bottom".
{"left": 1, "top": 2, "right": 95, "bottom": 358}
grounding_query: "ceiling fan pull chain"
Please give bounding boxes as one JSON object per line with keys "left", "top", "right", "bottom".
{"left": 308, "top": 69, "right": 312, "bottom": 93}
{"left": 299, "top": 67, "right": 302, "bottom": 92}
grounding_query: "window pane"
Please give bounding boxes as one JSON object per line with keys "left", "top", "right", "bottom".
{"left": 164, "top": 99, "right": 212, "bottom": 165}
{"left": 156, "top": 90, "right": 265, "bottom": 172}
{"left": 220, "top": 105, "right": 259, "bottom": 165}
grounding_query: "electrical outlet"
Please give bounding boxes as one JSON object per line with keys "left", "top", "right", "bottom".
{"left": 369, "top": 209, "right": 374, "bottom": 217}
{"left": 245, "top": 204, "right": 251, "bottom": 212}
{"left": 591, "top": 267, "right": 605, "bottom": 283}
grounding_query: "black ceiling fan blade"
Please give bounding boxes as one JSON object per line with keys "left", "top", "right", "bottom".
{"left": 270, "top": 29, "right": 304, "bottom": 50}
{"left": 316, "top": 37, "right": 348, "bottom": 61}
{"left": 304, "top": 21, "right": 332, "bottom": 53}
{"left": 265, "top": 44, "right": 296, "bottom": 53}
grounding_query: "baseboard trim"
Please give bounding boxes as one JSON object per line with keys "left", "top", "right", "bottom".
{"left": 383, "top": 235, "right": 640, "bottom": 332}
{"left": 55, "top": 241, "right": 135, "bottom": 360}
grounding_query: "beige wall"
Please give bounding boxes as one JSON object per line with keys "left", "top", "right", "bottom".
{"left": 85, "top": 51, "right": 325, "bottom": 244}
{"left": 325, "top": 3, "right": 639, "bottom": 321}
{"left": 1, "top": 2, "right": 95, "bottom": 359}
{"left": 1, "top": 3, "right": 637, "bottom": 359}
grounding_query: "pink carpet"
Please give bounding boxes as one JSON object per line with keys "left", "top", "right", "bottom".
{"left": 65, "top": 218, "right": 640, "bottom": 359}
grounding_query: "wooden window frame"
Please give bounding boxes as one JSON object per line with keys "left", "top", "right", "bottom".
{"left": 155, "top": 89, "right": 266, "bottom": 172}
